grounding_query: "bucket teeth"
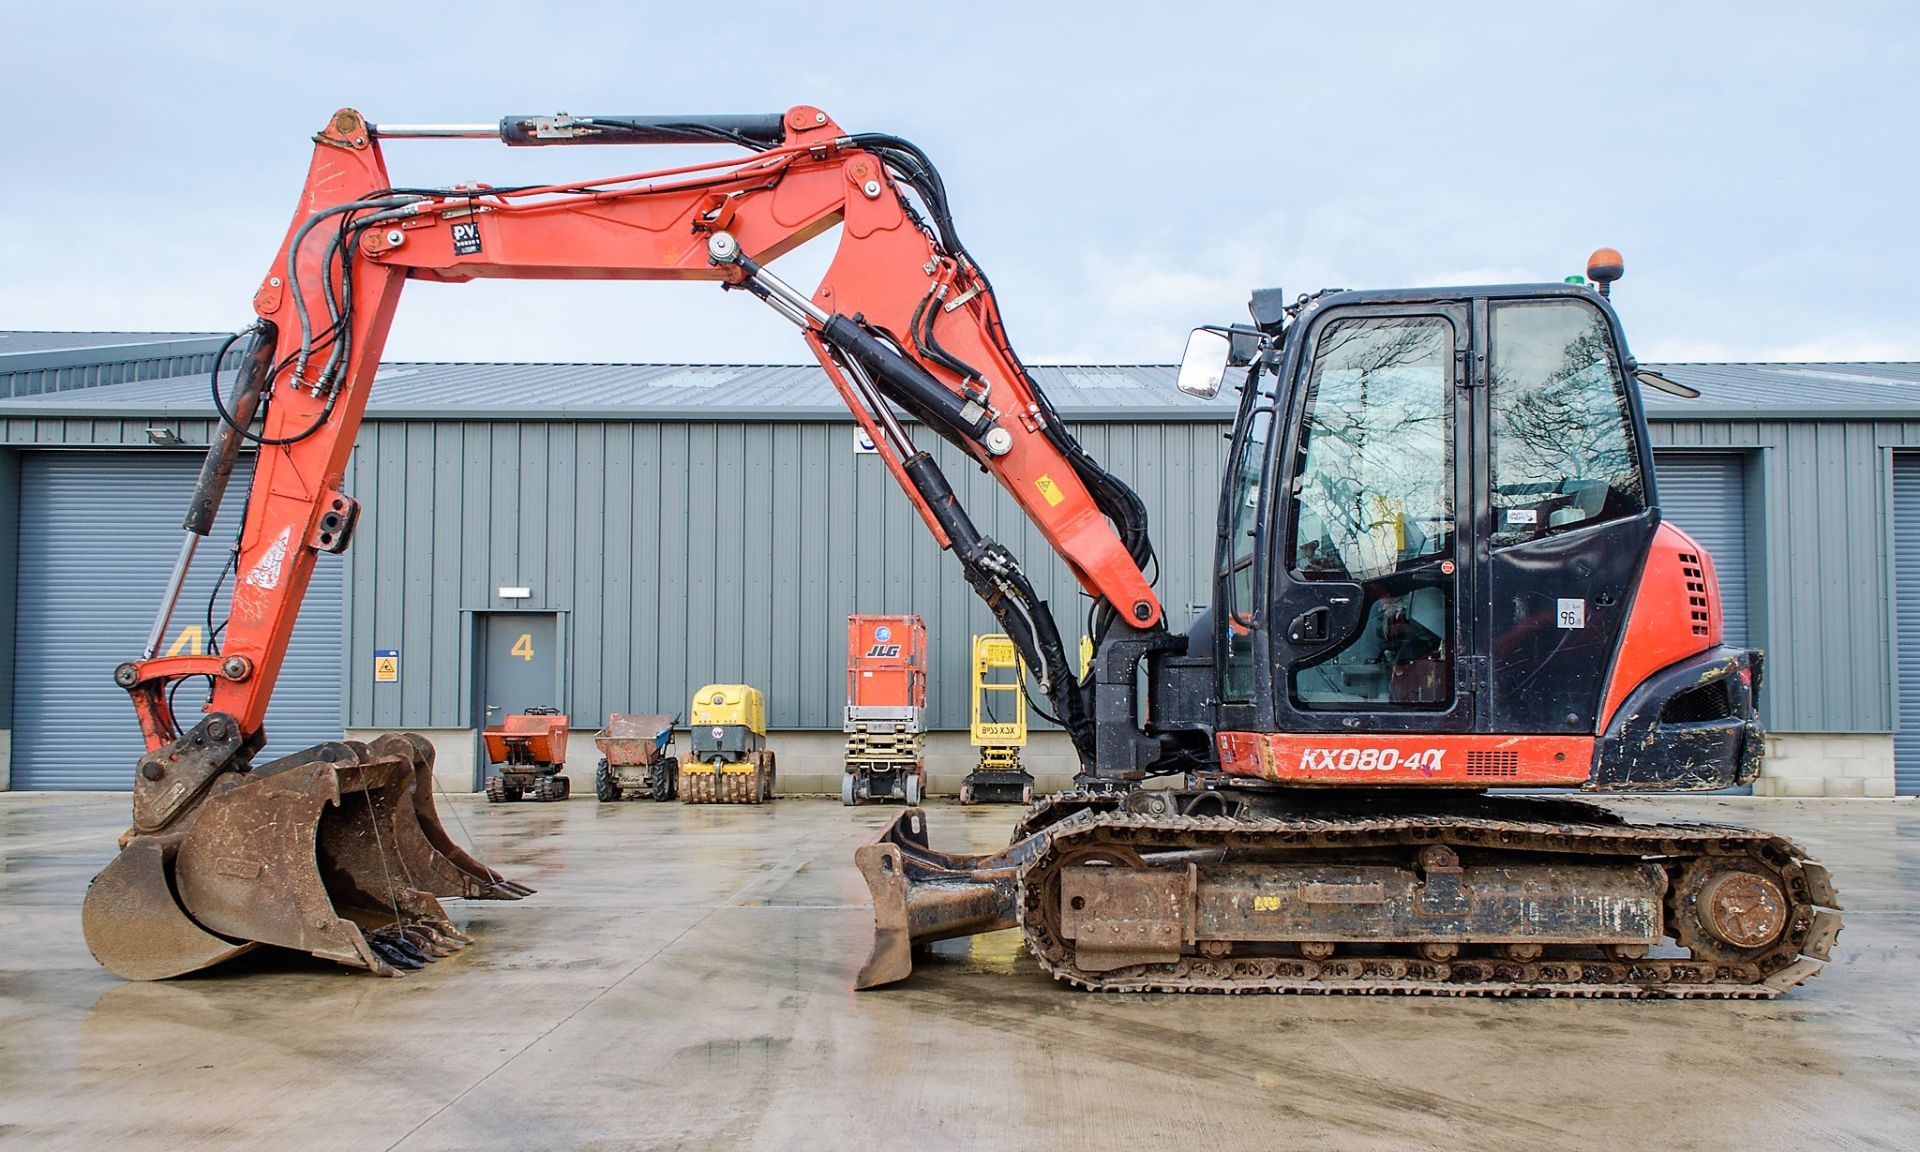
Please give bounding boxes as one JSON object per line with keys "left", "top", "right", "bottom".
{"left": 84, "top": 733, "right": 530, "bottom": 981}
{"left": 369, "top": 929, "right": 430, "bottom": 971}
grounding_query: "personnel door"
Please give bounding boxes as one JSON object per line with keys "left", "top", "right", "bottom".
{"left": 474, "top": 613, "right": 562, "bottom": 786}
{"left": 1264, "top": 306, "right": 1473, "bottom": 735}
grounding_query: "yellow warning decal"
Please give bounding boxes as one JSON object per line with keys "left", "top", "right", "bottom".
{"left": 1034, "top": 474, "right": 1065, "bottom": 507}
{"left": 1253, "top": 895, "right": 1282, "bottom": 912}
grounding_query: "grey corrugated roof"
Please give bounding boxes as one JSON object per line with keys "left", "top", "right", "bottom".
{"left": 0, "top": 361, "right": 1241, "bottom": 421}
{"left": 1639, "top": 362, "right": 1920, "bottom": 420}
{"left": 0, "top": 331, "right": 225, "bottom": 356}
{"left": 4, "top": 357, "right": 1920, "bottom": 422}
{"left": 0, "top": 331, "right": 231, "bottom": 375}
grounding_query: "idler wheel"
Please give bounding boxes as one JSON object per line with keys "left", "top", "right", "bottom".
{"left": 1671, "top": 859, "right": 1792, "bottom": 961}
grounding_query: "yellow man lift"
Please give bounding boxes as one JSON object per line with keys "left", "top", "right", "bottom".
{"left": 962, "top": 634, "right": 1032, "bottom": 804}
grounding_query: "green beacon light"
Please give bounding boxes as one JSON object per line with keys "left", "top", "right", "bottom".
{"left": 1564, "top": 275, "right": 1586, "bottom": 285}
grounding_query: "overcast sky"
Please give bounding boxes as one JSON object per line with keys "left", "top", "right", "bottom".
{"left": 2, "top": 3, "right": 1913, "bottom": 365}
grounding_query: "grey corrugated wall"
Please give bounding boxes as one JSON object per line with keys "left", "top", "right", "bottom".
{"left": 1648, "top": 419, "right": 1893, "bottom": 732}
{"left": 1890, "top": 453, "right": 1920, "bottom": 792}
{"left": 6, "top": 409, "right": 1906, "bottom": 738}
{"left": 341, "top": 420, "right": 1225, "bottom": 732}
{"left": 0, "top": 447, "right": 16, "bottom": 727}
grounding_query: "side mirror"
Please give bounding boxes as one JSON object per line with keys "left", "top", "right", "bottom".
{"left": 1635, "top": 369, "right": 1700, "bottom": 399}
{"left": 1176, "top": 328, "right": 1232, "bottom": 399}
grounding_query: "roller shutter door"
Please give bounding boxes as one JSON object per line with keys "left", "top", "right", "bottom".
{"left": 1654, "top": 452, "right": 1749, "bottom": 648}
{"left": 11, "top": 451, "right": 342, "bottom": 789}
{"left": 1891, "top": 454, "right": 1920, "bottom": 794}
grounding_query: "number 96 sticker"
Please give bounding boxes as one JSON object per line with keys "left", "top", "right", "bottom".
{"left": 1299, "top": 747, "right": 1446, "bottom": 774}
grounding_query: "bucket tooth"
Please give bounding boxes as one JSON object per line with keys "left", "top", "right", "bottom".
{"left": 854, "top": 807, "right": 1032, "bottom": 989}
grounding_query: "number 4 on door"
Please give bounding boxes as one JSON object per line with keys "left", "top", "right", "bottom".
{"left": 511, "top": 633, "right": 535, "bottom": 660}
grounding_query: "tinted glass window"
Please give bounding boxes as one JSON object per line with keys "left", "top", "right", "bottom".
{"left": 1286, "top": 315, "right": 1457, "bottom": 711}
{"left": 1489, "top": 300, "right": 1644, "bottom": 544}
{"left": 1289, "top": 316, "right": 1455, "bottom": 582}
{"left": 1221, "top": 406, "right": 1272, "bottom": 701}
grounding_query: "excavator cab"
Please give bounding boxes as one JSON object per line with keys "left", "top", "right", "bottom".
{"left": 1189, "top": 277, "right": 1762, "bottom": 791}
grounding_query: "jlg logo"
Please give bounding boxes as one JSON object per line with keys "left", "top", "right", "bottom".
{"left": 866, "top": 644, "right": 901, "bottom": 658}
{"left": 1299, "top": 747, "right": 1446, "bottom": 774}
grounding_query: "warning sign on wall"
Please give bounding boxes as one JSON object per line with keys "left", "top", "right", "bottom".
{"left": 374, "top": 649, "right": 400, "bottom": 683}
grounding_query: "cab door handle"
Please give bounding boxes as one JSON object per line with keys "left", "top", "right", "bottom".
{"left": 1289, "top": 606, "right": 1330, "bottom": 643}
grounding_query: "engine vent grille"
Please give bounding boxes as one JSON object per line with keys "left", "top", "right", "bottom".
{"left": 1465, "top": 750, "right": 1520, "bottom": 778}
{"left": 1663, "top": 679, "right": 1735, "bottom": 724}
{"left": 1677, "top": 551, "right": 1711, "bottom": 636}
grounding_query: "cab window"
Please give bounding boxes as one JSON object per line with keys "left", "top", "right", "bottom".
{"left": 1220, "top": 406, "right": 1273, "bottom": 701}
{"left": 1286, "top": 314, "right": 1456, "bottom": 710}
{"left": 1488, "top": 300, "right": 1645, "bottom": 544}
{"left": 1288, "top": 316, "right": 1455, "bottom": 582}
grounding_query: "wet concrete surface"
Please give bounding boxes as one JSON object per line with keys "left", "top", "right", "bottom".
{"left": 1, "top": 792, "right": 1915, "bottom": 1152}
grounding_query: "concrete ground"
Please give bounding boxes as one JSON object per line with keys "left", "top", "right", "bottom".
{"left": 1, "top": 792, "right": 1915, "bottom": 1152}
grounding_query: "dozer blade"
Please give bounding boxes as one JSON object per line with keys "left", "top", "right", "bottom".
{"left": 853, "top": 807, "right": 1040, "bottom": 989}
{"left": 84, "top": 737, "right": 529, "bottom": 980}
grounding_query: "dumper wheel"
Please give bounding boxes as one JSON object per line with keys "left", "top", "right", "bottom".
{"left": 485, "top": 775, "right": 507, "bottom": 804}
{"left": 556, "top": 775, "right": 571, "bottom": 801}
{"left": 650, "top": 757, "right": 677, "bottom": 801}
{"left": 842, "top": 771, "right": 858, "bottom": 807}
{"left": 596, "top": 761, "right": 619, "bottom": 803}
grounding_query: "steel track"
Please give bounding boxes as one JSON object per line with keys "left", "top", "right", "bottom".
{"left": 1014, "top": 806, "right": 1843, "bottom": 998}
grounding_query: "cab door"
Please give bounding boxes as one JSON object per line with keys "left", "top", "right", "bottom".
{"left": 1477, "top": 296, "right": 1655, "bottom": 733}
{"left": 1264, "top": 304, "right": 1474, "bottom": 735}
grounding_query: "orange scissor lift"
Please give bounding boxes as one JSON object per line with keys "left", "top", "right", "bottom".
{"left": 841, "top": 615, "right": 928, "bottom": 806}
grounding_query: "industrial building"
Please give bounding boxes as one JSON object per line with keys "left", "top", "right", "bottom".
{"left": 2, "top": 332, "right": 1915, "bottom": 797}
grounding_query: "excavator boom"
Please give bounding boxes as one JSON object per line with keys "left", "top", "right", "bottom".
{"left": 87, "top": 106, "right": 1169, "bottom": 980}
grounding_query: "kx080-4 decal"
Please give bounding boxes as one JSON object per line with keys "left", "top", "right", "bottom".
{"left": 1298, "top": 747, "right": 1446, "bottom": 774}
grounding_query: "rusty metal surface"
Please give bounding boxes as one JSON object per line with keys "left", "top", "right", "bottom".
{"left": 369, "top": 733, "right": 533, "bottom": 898}
{"left": 1696, "top": 870, "right": 1789, "bottom": 948}
{"left": 83, "top": 735, "right": 532, "bottom": 980}
{"left": 1009, "top": 789, "right": 1126, "bottom": 842}
{"left": 594, "top": 713, "right": 673, "bottom": 767}
{"left": 1013, "top": 806, "right": 1841, "bottom": 997}
{"left": 81, "top": 837, "right": 257, "bottom": 980}
{"left": 129, "top": 713, "right": 247, "bottom": 834}
{"left": 853, "top": 807, "right": 1038, "bottom": 989}
{"left": 1185, "top": 861, "right": 1665, "bottom": 944}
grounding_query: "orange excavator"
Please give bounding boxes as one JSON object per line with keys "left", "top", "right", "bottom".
{"left": 83, "top": 106, "right": 1840, "bottom": 995}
